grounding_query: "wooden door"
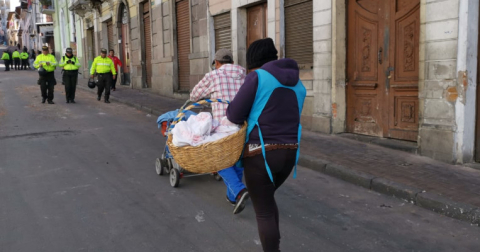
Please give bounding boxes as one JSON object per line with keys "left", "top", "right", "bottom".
{"left": 347, "top": 0, "right": 419, "bottom": 141}
{"left": 107, "top": 21, "right": 114, "bottom": 51}
{"left": 143, "top": 2, "right": 152, "bottom": 88}
{"left": 247, "top": 3, "right": 267, "bottom": 49}
{"left": 176, "top": 0, "right": 190, "bottom": 91}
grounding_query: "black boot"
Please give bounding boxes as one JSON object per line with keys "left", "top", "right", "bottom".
{"left": 70, "top": 100, "right": 76, "bottom": 104}
{"left": 66, "top": 100, "right": 70, "bottom": 103}
{"left": 42, "top": 98, "right": 46, "bottom": 103}
{"left": 105, "top": 99, "right": 110, "bottom": 104}
{"left": 97, "top": 96, "right": 101, "bottom": 101}
{"left": 47, "top": 100, "right": 54, "bottom": 104}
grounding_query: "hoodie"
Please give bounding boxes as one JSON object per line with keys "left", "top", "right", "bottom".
{"left": 227, "top": 58, "right": 301, "bottom": 145}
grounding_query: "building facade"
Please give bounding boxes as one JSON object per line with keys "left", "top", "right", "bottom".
{"left": 69, "top": 0, "right": 480, "bottom": 165}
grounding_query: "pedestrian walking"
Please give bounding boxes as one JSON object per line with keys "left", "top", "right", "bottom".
{"left": 108, "top": 49, "right": 122, "bottom": 91}
{"left": 12, "top": 49, "right": 20, "bottom": 70}
{"left": 90, "top": 48, "right": 116, "bottom": 103}
{"left": 59, "top": 48, "right": 81, "bottom": 103}
{"left": 29, "top": 49, "right": 36, "bottom": 70}
{"left": 226, "top": 38, "right": 306, "bottom": 252}
{"left": 20, "top": 49, "right": 29, "bottom": 70}
{"left": 8, "top": 50, "right": 14, "bottom": 69}
{"left": 1, "top": 50, "right": 10, "bottom": 71}
{"left": 189, "top": 49, "right": 249, "bottom": 214}
{"left": 34, "top": 46, "right": 58, "bottom": 104}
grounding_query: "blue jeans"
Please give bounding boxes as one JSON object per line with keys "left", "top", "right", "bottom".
{"left": 218, "top": 165, "right": 246, "bottom": 202}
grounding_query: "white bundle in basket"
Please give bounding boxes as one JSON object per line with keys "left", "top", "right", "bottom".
{"left": 171, "top": 112, "right": 240, "bottom": 147}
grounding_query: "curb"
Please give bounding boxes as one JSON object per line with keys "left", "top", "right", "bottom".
{"left": 298, "top": 156, "right": 480, "bottom": 226}
{"left": 76, "top": 81, "right": 480, "bottom": 226}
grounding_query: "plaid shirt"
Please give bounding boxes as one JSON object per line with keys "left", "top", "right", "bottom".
{"left": 190, "top": 64, "right": 246, "bottom": 121}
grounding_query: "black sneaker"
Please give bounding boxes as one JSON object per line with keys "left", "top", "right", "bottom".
{"left": 226, "top": 195, "right": 236, "bottom": 206}
{"left": 66, "top": 100, "right": 70, "bottom": 103}
{"left": 233, "top": 189, "right": 249, "bottom": 214}
{"left": 47, "top": 100, "right": 54, "bottom": 104}
{"left": 70, "top": 100, "right": 76, "bottom": 104}
{"left": 41, "top": 98, "right": 46, "bottom": 103}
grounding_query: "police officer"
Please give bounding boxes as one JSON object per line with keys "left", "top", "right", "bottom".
{"left": 1, "top": 50, "right": 10, "bottom": 71}
{"left": 90, "top": 48, "right": 116, "bottom": 103}
{"left": 12, "top": 49, "right": 20, "bottom": 70}
{"left": 59, "top": 48, "right": 81, "bottom": 103}
{"left": 34, "top": 46, "right": 57, "bottom": 104}
{"left": 20, "top": 49, "right": 29, "bottom": 70}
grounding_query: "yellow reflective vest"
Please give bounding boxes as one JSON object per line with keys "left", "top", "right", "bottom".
{"left": 12, "top": 51, "right": 20, "bottom": 58}
{"left": 34, "top": 54, "right": 57, "bottom": 72}
{"left": 90, "top": 56, "right": 116, "bottom": 75}
{"left": 20, "top": 52, "right": 29, "bottom": 60}
{"left": 1, "top": 52, "right": 10, "bottom": 60}
{"left": 59, "top": 55, "right": 81, "bottom": 71}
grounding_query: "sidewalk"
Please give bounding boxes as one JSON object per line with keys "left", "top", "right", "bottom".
{"left": 73, "top": 73, "right": 480, "bottom": 226}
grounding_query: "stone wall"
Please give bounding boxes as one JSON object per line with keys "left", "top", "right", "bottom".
{"left": 418, "top": 0, "right": 460, "bottom": 163}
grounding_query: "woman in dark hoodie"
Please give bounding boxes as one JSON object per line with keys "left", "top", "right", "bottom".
{"left": 227, "top": 38, "right": 306, "bottom": 252}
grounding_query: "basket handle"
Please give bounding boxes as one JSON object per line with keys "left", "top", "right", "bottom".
{"left": 168, "top": 99, "right": 230, "bottom": 133}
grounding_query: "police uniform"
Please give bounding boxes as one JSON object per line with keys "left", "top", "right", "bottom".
{"left": 34, "top": 46, "right": 58, "bottom": 104}
{"left": 59, "top": 48, "right": 81, "bottom": 103}
{"left": 20, "top": 51, "right": 29, "bottom": 70}
{"left": 12, "top": 50, "right": 20, "bottom": 70}
{"left": 90, "top": 48, "right": 116, "bottom": 103}
{"left": 1, "top": 51, "right": 10, "bottom": 71}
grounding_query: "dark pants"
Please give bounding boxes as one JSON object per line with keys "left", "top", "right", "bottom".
{"left": 244, "top": 148, "right": 297, "bottom": 252}
{"left": 4, "top": 60, "right": 10, "bottom": 71}
{"left": 21, "top": 59, "right": 29, "bottom": 69}
{"left": 39, "top": 72, "right": 56, "bottom": 101}
{"left": 63, "top": 71, "right": 78, "bottom": 101}
{"left": 14, "top": 58, "right": 20, "bottom": 70}
{"left": 112, "top": 74, "right": 118, "bottom": 90}
{"left": 10, "top": 59, "right": 14, "bottom": 68}
{"left": 97, "top": 73, "right": 112, "bottom": 100}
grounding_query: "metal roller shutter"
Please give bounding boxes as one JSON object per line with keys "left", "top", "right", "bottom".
{"left": 107, "top": 21, "right": 114, "bottom": 51}
{"left": 143, "top": 2, "right": 152, "bottom": 87}
{"left": 214, "top": 13, "right": 231, "bottom": 51}
{"left": 285, "top": 0, "right": 313, "bottom": 69}
{"left": 176, "top": 0, "right": 190, "bottom": 91}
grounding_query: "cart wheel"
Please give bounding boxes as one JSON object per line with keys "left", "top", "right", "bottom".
{"left": 214, "top": 173, "right": 222, "bottom": 181}
{"left": 155, "top": 158, "right": 164, "bottom": 176}
{"left": 170, "top": 168, "right": 180, "bottom": 187}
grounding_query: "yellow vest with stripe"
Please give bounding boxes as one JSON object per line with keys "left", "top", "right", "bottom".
{"left": 59, "top": 55, "right": 81, "bottom": 71}
{"left": 90, "top": 56, "right": 116, "bottom": 75}
{"left": 1, "top": 52, "right": 9, "bottom": 60}
{"left": 33, "top": 54, "right": 57, "bottom": 72}
{"left": 20, "top": 52, "right": 29, "bottom": 60}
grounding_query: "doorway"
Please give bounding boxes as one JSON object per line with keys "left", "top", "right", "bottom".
{"left": 346, "top": 0, "right": 420, "bottom": 142}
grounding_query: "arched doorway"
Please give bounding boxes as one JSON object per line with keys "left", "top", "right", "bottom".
{"left": 118, "top": 3, "right": 131, "bottom": 86}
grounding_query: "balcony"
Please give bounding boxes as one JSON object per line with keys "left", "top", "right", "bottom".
{"left": 69, "top": 0, "right": 105, "bottom": 17}
{"left": 40, "top": 0, "right": 55, "bottom": 15}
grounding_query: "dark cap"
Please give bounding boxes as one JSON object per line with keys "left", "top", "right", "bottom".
{"left": 246, "top": 38, "right": 278, "bottom": 70}
{"left": 101, "top": 48, "right": 107, "bottom": 53}
{"left": 42, "top": 46, "right": 49, "bottom": 51}
{"left": 66, "top": 48, "right": 73, "bottom": 53}
{"left": 214, "top": 49, "right": 233, "bottom": 62}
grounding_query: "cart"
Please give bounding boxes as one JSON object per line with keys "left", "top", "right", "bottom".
{"left": 155, "top": 101, "right": 223, "bottom": 187}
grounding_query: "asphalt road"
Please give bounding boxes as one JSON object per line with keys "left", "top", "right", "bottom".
{"left": 0, "top": 68, "right": 479, "bottom": 252}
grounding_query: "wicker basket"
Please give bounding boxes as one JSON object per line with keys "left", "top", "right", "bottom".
{"left": 166, "top": 99, "right": 247, "bottom": 173}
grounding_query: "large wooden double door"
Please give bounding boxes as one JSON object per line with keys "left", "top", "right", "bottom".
{"left": 347, "top": 0, "right": 420, "bottom": 141}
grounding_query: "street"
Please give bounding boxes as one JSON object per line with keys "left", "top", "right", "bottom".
{"left": 0, "top": 68, "right": 479, "bottom": 252}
